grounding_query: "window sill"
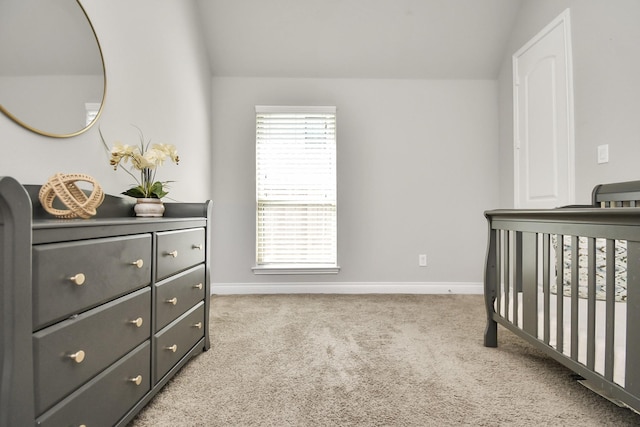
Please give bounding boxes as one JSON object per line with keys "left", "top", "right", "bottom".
{"left": 252, "top": 265, "right": 341, "bottom": 275}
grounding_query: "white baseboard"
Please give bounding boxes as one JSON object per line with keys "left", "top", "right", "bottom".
{"left": 211, "top": 282, "right": 483, "bottom": 295}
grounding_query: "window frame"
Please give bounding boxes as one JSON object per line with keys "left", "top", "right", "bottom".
{"left": 253, "top": 105, "right": 339, "bottom": 275}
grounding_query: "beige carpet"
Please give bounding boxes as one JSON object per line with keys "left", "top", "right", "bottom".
{"left": 129, "top": 294, "right": 640, "bottom": 426}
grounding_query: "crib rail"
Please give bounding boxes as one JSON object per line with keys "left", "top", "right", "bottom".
{"left": 484, "top": 206, "right": 640, "bottom": 412}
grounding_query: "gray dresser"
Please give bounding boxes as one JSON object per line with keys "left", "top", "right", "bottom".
{"left": 0, "top": 177, "right": 212, "bottom": 427}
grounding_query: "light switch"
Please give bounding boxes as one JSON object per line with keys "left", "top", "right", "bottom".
{"left": 597, "top": 144, "right": 609, "bottom": 164}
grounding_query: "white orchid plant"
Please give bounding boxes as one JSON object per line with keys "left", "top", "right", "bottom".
{"left": 100, "top": 127, "right": 179, "bottom": 199}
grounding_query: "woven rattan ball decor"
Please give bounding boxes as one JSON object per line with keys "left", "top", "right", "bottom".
{"left": 39, "top": 173, "right": 105, "bottom": 219}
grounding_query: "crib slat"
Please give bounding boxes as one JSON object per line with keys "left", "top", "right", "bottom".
{"left": 586, "top": 238, "right": 596, "bottom": 371}
{"left": 543, "top": 234, "right": 551, "bottom": 345}
{"left": 556, "top": 235, "right": 565, "bottom": 353}
{"left": 570, "top": 235, "right": 579, "bottom": 360}
{"left": 604, "top": 239, "right": 615, "bottom": 381}
{"left": 515, "top": 231, "right": 523, "bottom": 294}
{"left": 514, "top": 232, "right": 522, "bottom": 326}
{"left": 626, "top": 241, "right": 640, "bottom": 394}
{"left": 504, "top": 232, "right": 510, "bottom": 322}
{"left": 496, "top": 230, "right": 502, "bottom": 316}
{"left": 521, "top": 232, "right": 538, "bottom": 336}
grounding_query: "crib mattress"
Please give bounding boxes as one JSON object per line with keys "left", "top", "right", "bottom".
{"left": 551, "top": 236, "right": 627, "bottom": 301}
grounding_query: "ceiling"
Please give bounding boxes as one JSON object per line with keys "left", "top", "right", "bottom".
{"left": 195, "top": 0, "right": 523, "bottom": 79}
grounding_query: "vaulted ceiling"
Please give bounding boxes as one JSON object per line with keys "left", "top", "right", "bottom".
{"left": 195, "top": 0, "right": 523, "bottom": 79}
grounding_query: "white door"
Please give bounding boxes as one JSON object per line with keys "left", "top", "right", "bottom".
{"left": 513, "top": 9, "right": 575, "bottom": 209}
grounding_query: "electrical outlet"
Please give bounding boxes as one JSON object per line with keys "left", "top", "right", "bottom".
{"left": 597, "top": 144, "right": 609, "bottom": 164}
{"left": 418, "top": 254, "right": 427, "bottom": 267}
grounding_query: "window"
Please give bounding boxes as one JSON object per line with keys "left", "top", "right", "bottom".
{"left": 85, "top": 102, "right": 101, "bottom": 126}
{"left": 254, "top": 105, "right": 338, "bottom": 274}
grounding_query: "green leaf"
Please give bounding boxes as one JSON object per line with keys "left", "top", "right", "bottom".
{"left": 122, "top": 186, "right": 148, "bottom": 198}
{"left": 149, "top": 181, "right": 168, "bottom": 199}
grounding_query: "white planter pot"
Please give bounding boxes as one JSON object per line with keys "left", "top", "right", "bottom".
{"left": 134, "top": 198, "right": 165, "bottom": 217}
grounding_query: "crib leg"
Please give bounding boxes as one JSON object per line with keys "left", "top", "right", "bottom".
{"left": 484, "top": 224, "right": 499, "bottom": 347}
{"left": 484, "top": 318, "right": 498, "bottom": 347}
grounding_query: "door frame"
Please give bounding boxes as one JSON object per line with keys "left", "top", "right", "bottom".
{"left": 513, "top": 8, "right": 575, "bottom": 208}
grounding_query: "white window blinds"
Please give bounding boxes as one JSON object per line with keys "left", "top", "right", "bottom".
{"left": 255, "top": 105, "right": 337, "bottom": 269}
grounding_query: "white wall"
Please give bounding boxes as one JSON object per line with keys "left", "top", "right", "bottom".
{"left": 211, "top": 77, "right": 499, "bottom": 293}
{"left": 498, "top": 0, "right": 640, "bottom": 207}
{"left": 0, "top": 0, "right": 212, "bottom": 202}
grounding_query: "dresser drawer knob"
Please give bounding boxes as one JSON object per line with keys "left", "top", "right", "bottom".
{"left": 165, "top": 344, "right": 178, "bottom": 352}
{"left": 69, "top": 273, "right": 86, "bottom": 286}
{"left": 129, "top": 375, "right": 143, "bottom": 386}
{"left": 131, "top": 259, "right": 144, "bottom": 268}
{"left": 192, "top": 244, "right": 203, "bottom": 250}
{"left": 192, "top": 322, "right": 203, "bottom": 329}
{"left": 68, "top": 350, "right": 86, "bottom": 364}
{"left": 167, "top": 250, "right": 178, "bottom": 258}
{"left": 193, "top": 283, "right": 203, "bottom": 290}
{"left": 130, "top": 317, "right": 144, "bottom": 327}
{"left": 165, "top": 297, "right": 178, "bottom": 305}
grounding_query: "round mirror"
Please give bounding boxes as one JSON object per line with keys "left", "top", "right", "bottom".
{"left": 0, "top": 0, "right": 106, "bottom": 138}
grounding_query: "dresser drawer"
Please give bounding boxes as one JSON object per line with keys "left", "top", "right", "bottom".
{"left": 155, "top": 302, "right": 205, "bottom": 381}
{"left": 156, "top": 228, "right": 205, "bottom": 280}
{"left": 36, "top": 341, "right": 150, "bottom": 427}
{"left": 33, "top": 234, "right": 152, "bottom": 329}
{"left": 156, "top": 264, "right": 206, "bottom": 330}
{"left": 33, "top": 287, "right": 151, "bottom": 415}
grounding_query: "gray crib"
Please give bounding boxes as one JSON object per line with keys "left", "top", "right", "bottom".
{"left": 484, "top": 180, "right": 640, "bottom": 413}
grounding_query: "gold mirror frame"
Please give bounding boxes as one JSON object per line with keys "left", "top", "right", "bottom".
{"left": 0, "top": 0, "right": 106, "bottom": 138}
